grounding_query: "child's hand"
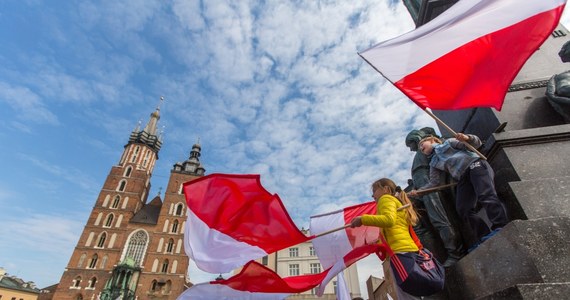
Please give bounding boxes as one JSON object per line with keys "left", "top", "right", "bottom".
{"left": 409, "top": 189, "right": 419, "bottom": 197}
{"left": 350, "top": 216, "right": 363, "bottom": 228}
{"left": 455, "top": 133, "right": 470, "bottom": 142}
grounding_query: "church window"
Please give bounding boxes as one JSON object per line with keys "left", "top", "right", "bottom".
{"left": 166, "top": 238, "right": 174, "bottom": 253}
{"left": 175, "top": 204, "right": 184, "bottom": 216}
{"left": 111, "top": 196, "right": 120, "bottom": 209}
{"left": 88, "top": 254, "right": 98, "bottom": 269}
{"left": 124, "top": 166, "right": 132, "bottom": 177}
{"left": 171, "top": 220, "right": 179, "bottom": 233}
{"left": 104, "top": 214, "right": 114, "bottom": 227}
{"left": 150, "top": 280, "right": 158, "bottom": 291}
{"left": 75, "top": 295, "right": 83, "bottom": 300}
{"left": 161, "top": 259, "right": 169, "bottom": 273}
{"left": 131, "top": 146, "right": 140, "bottom": 163}
{"left": 100, "top": 255, "right": 108, "bottom": 269}
{"left": 72, "top": 276, "right": 81, "bottom": 288}
{"left": 123, "top": 230, "right": 148, "bottom": 266}
{"left": 77, "top": 253, "right": 86, "bottom": 268}
{"left": 143, "top": 151, "right": 150, "bottom": 167}
{"left": 96, "top": 232, "right": 107, "bottom": 248}
{"left": 117, "top": 180, "right": 126, "bottom": 192}
{"left": 87, "top": 277, "right": 97, "bottom": 289}
{"left": 162, "top": 280, "right": 172, "bottom": 294}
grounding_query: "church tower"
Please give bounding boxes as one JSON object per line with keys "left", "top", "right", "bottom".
{"left": 52, "top": 100, "right": 206, "bottom": 300}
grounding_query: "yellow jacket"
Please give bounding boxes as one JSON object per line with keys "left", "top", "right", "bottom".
{"left": 361, "top": 194, "right": 419, "bottom": 253}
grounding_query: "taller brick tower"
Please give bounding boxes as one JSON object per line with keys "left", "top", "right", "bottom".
{"left": 52, "top": 100, "right": 206, "bottom": 300}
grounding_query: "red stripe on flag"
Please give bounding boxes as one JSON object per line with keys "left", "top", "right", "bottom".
{"left": 395, "top": 6, "right": 564, "bottom": 110}
{"left": 342, "top": 201, "right": 379, "bottom": 248}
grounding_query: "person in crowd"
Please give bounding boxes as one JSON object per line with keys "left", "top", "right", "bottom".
{"left": 410, "top": 133, "right": 509, "bottom": 251}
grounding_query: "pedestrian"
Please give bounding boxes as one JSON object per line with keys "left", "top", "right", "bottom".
{"left": 351, "top": 178, "right": 443, "bottom": 299}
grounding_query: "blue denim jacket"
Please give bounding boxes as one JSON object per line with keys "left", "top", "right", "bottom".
{"left": 422, "top": 134, "right": 481, "bottom": 189}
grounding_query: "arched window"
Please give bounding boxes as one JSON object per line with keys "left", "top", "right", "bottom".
{"left": 117, "top": 180, "right": 126, "bottom": 192}
{"left": 175, "top": 204, "right": 184, "bottom": 216}
{"left": 104, "top": 214, "right": 114, "bottom": 227}
{"left": 88, "top": 254, "right": 98, "bottom": 269}
{"left": 166, "top": 238, "right": 174, "bottom": 253}
{"left": 72, "top": 276, "right": 81, "bottom": 288}
{"left": 150, "top": 280, "right": 158, "bottom": 292}
{"left": 162, "top": 280, "right": 172, "bottom": 294}
{"left": 123, "top": 230, "right": 148, "bottom": 266}
{"left": 77, "top": 253, "right": 86, "bottom": 268}
{"left": 88, "top": 277, "right": 97, "bottom": 289}
{"left": 76, "top": 294, "right": 83, "bottom": 300}
{"left": 171, "top": 220, "right": 179, "bottom": 233}
{"left": 124, "top": 166, "right": 132, "bottom": 177}
{"left": 100, "top": 255, "right": 108, "bottom": 269}
{"left": 131, "top": 146, "right": 140, "bottom": 163}
{"left": 111, "top": 196, "right": 120, "bottom": 209}
{"left": 143, "top": 151, "right": 150, "bottom": 167}
{"left": 161, "top": 259, "right": 169, "bottom": 273}
{"left": 97, "top": 233, "right": 107, "bottom": 248}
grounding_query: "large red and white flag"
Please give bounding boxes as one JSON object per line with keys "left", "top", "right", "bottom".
{"left": 177, "top": 246, "right": 384, "bottom": 300}
{"left": 310, "top": 201, "right": 380, "bottom": 268}
{"left": 360, "top": 0, "right": 567, "bottom": 110}
{"left": 183, "top": 174, "right": 310, "bottom": 273}
{"left": 310, "top": 201, "right": 384, "bottom": 297}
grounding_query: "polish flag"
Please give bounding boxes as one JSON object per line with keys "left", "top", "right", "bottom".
{"left": 359, "top": 0, "right": 567, "bottom": 110}
{"left": 310, "top": 201, "right": 380, "bottom": 269}
{"left": 310, "top": 201, "right": 383, "bottom": 297}
{"left": 183, "top": 174, "right": 310, "bottom": 273}
{"left": 177, "top": 246, "right": 384, "bottom": 300}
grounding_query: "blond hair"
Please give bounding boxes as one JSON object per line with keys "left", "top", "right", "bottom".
{"left": 372, "top": 178, "right": 419, "bottom": 226}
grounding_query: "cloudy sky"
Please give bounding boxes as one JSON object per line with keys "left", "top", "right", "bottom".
{"left": 1, "top": 0, "right": 569, "bottom": 296}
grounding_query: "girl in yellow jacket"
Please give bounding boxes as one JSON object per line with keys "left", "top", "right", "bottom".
{"left": 350, "top": 178, "right": 423, "bottom": 299}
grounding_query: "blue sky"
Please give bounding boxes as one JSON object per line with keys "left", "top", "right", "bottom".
{"left": 1, "top": 0, "right": 569, "bottom": 295}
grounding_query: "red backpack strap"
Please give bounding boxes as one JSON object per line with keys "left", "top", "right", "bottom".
{"left": 409, "top": 225, "right": 424, "bottom": 250}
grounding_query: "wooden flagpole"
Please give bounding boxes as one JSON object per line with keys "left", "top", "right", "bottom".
{"left": 312, "top": 204, "right": 411, "bottom": 239}
{"left": 423, "top": 108, "right": 487, "bottom": 160}
{"left": 415, "top": 183, "right": 457, "bottom": 195}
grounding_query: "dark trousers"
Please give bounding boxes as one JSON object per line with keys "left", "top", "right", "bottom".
{"left": 456, "top": 159, "right": 509, "bottom": 241}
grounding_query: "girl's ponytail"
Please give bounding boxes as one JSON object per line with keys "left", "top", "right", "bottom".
{"left": 372, "top": 178, "right": 419, "bottom": 226}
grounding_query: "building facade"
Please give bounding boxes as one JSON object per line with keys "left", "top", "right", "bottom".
{"left": 51, "top": 103, "right": 206, "bottom": 300}
{"left": 402, "top": 0, "right": 458, "bottom": 28}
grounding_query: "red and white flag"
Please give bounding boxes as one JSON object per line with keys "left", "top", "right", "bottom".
{"left": 177, "top": 247, "right": 383, "bottom": 300}
{"left": 177, "top": 261, "right": 327, "bottom": 300}
{"left": 183, "top": 174, "right": 310, "bottom": 273}
{"left": 360, "top": 0, "right": 567, "bottom": 110}
{"left": 310, "top": 201, "right": 385, "bottom": 297}
{"left": 310, "top": 201, "right": 380, "bottom": 268}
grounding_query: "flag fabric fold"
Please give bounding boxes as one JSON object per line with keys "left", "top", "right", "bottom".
{"left": 183, "top": 173, "right": 310, "bottom": 273}
{"left": 359, "top": 0, "right": 567, "bottom": 110}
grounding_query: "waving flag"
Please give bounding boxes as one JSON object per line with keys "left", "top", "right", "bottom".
{"left": 310, "top": 201, "right": 380, "bottom": 268}
{"left": 360, "top": 0, "right": 567, "bottom": 110}
{"left": 183, "top": 174, "right": 310, "bottom": 273}
{"left": 310, "top": 201, "right": 382, "bottom": 297}
{"left": 178, "top": 246, "right": 385, "bottom": 300}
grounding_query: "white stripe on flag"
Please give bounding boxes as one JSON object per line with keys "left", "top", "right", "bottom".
{"left": 310, "top": 209, "right": 353, "bottom": 269}
{"left": 177, "top": 282, "right": 290, "bottom": 300}
{"left": 184, "top": 209, "right": 267, "bottom": 273}
{"left": 360, "top": 0, "right": 566, "bottom": 81}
